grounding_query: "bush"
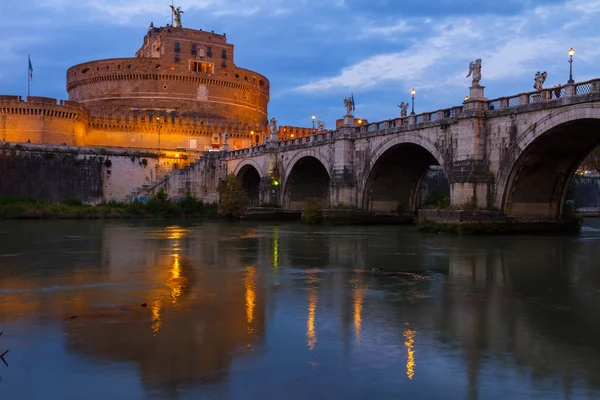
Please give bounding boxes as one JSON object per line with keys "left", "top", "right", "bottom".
{"left": 61, "top": 198, "right": 84, "bottom": 207}
{"left": 146, "top": 188, "right": 181, "bottom": 217}
{"left": 302, "top": 197, "right": 323, "bottom": 224}
{"left": 217, "top": 174, "right": 249, "bottom": 218}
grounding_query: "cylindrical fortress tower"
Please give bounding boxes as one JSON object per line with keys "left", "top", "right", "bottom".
{"left": 66, "top": 26, "right": 269, "bottom": 129}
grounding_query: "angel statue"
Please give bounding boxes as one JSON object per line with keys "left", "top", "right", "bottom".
{"left": 533, "top": 71, "right": 547, "bottom": 91}
{"left": 222, "top": 130, "right": 228, "bottom": 145}
{"left": 317, "top": 120, "right": 326, "bottom": 132}
{"left": 269, "top": 117, "right": 278, "bottom": 134}
{"left": 466, "top": 59, "right": 482, "bottom": 86}
{"left": 170, "top": 5, "right": 184, "bottom": 28}
{"left": 343, "top": 96, "right": 355, "bottom": 116}
{"left": 398, "top": 101, "right": 409, "bottom": 117}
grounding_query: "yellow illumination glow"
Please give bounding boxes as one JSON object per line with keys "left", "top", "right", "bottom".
{"left": 404, "top": 328, "right": 416, "bottom": 380}
{"left": 291, "top": 134, "right": 295, "bottom": 138}
{"left": 168, "top": 255, "right": 185, "bottom": 305}
{"left": 151, "top": 299, "right": 162, "bottom": 335}
{"left": 353, "top": 286, "right": 364, "bottom": 345}
{"left": 273, "top": 230, "right": 279, "bottom": 269}
{"left": 464, "top": 96, "right": 469, "bottom": 102}
{"left": 307, "top": 270, "right": 318, "bottom": 351}
{"left": 411, "top": 88, "right": 416, "bottom": 96}
{"left": 245, "top": 266, "right": 257, "bottom": 330}
{"left": 250, "top": 130, "right": 255, "bottom": 135}
{"left": 568, "top": 48, "right": 575, "bottom": 57}
{"left": 175, "top": 153, "right": 180, "bottom": 158}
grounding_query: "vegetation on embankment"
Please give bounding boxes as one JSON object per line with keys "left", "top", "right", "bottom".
{"left": 0, "top": 189, "right": 218, "bottom": 219}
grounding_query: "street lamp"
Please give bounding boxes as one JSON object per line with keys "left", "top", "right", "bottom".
{"left": 312, "top": 114, "right": 316, "bottom": 133}
{"left": 410, "top": 88, "right": 416, "bottom": 115}
{"left": 155, "top": 116, "right": 162, "bottom": 156}
{"left": 464, "top": 95, "right": 470, "bottom": 102}
{"left": 568, "top": 48, "right": 575, "bottom": 84}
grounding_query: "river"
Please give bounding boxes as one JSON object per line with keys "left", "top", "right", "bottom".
{"left": 1, "top": 220, "right": 600, "bottom": 399}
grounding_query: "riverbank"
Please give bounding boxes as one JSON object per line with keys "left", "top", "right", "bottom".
{"left": 0, "top": 195, "right": 218, "bottom": 219}
{"left": 417, "top": 209, "right": 582, "bottom": 234}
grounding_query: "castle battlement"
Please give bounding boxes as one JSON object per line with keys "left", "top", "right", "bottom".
{"left": 2, "top": 16, "right": 268, "bottom": 152}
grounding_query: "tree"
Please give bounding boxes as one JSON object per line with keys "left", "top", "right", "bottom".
{"left": 582, "top": 145, "right": 600, "bottom": 173}
{"left": 217, "top": 174, "right": 249, "bottom": 218}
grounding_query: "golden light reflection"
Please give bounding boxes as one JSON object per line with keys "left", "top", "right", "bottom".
{"left": 307, "top": 270, "right": 319, "bottom": 351}
{"left": 273, "top": 228, "right": 279, "bottom": 269}
{"left": 151, "top": 299, "right": 162, "bottom": 336}
{"left": 353, "top": 286, "right": 365, "bottom": 346}
{"left": 167, "top": 254, "right": 187, "bottom": 306}
{"left": 245, "top": 266, "right": 257, "bottom": 330}
{"left": 404, "top": 327, "right": 416, "bottom": 380}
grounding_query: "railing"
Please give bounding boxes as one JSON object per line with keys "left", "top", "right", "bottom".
{"left": 486, "top": 78, "right": 599, "bottom": 111}
{"left": 221, "top": 78, "right": 600, "bottom": 158}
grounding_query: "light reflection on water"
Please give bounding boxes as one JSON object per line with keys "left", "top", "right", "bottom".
{"left": 0, "top": 220, "right": 600, "bottom": 399}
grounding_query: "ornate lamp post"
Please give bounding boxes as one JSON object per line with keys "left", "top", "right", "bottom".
{"left": 155, "top": 116, "right": 162, "bottom": 156}
{"left": 312, "top": 114, "right": 316, "bottom": 133}
{"left": 410, "top": 89, "right": 416, "bottom": 115}
{"left": 568, "top": 48, "right": 575, "bottom": 84}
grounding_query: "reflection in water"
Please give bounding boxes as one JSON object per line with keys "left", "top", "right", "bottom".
{"left": 245, "top": 265, "right": 257, "bottom": 330}
{"left": 307, "top": 269, "right": 319, "bottom": 351}
{"left": 151, "top": 299, "right": 161, "bottom": 336}
{"left": 2, "top": 222, "right": 600, "bottom": 399}
{"left": 404, "top": 327, "right": 416, "bottom": 380}
{"left": 351, "top": 277, "right": 366, "bottom": 346}
{"left": 167, "top": 254, "right": 186, "bottom": 306}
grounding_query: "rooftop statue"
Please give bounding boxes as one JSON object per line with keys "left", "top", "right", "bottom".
{"left": 534, "top": 71, "right": 547, "bottom": 91}
{"left": 466, "top": 58, "right": 482, "bottom": 87}
{"left": 170, "top": 5, "right": 184, "bottom": 28}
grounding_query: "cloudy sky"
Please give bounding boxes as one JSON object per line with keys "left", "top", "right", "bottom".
{"left": 2, "top": 0, "right": 600, "bottom": 127}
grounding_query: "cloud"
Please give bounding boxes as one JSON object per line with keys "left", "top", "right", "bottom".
{"left": 295, "top": 0, "right": 600, "bottom": 94}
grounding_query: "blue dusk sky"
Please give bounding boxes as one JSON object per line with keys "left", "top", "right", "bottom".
{"left": 1, "top": 0, "right": 600, "bottom": 128}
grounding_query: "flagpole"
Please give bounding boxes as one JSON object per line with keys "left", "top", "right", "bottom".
{"left": 27, "top": 55, "right": 30, "bottom": 97}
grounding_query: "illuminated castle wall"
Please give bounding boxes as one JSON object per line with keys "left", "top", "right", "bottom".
{"left": 0, "top": 24, "right": 270, "bottom": 152}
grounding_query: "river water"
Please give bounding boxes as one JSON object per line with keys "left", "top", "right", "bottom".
{"left": 1, "top": 220, "right": 600, "bottom": 400}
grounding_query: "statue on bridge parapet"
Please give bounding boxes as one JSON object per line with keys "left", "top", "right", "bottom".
{"left": 534, "top": 71, "right": 547, "bottom": 91}
{"left": 269, "top": 117, "right": 278, "bottom": 134}
{"left": 317, "top": 120, "right": 325, "bottom": 133}
{"left": 466, "top": 58, "right": 482, "bottom": 87}
{"left": 398, "top": 101, "right": 409, "bottom": 117}
{"left": 344, "top": 95, "right": 355, "bottom": 116}
{"left": 170, "top": 5, "right": 184, "bottom": 28}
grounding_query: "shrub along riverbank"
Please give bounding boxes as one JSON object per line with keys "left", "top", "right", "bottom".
{"left": 0, "top": 189, "right": 218, "bottom": 219}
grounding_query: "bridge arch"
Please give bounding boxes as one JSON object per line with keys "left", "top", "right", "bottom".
{"left": 497, "top": 104, "right": 600, "bottom": 218}
{"left": 282, "top": 154, "right": 331, "bottom": 209}
{"left": 233, "top": 160, "right": 263, "bottom": 206}
{"left": 360, "top": 134, "right": 449, "bottom": 212}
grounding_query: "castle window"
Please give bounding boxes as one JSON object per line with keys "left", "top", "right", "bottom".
{"left": 221, "top": 61, "right": 227, "bottom": 68}
{"left": 190, "top": 61, "right": 213, "bottom": 74}
{"left": 235, "top": 74, "right": 240, "bottom": 79}
{"left": 174, "top": 42, "right": 181, "bottom": 52}
{"left": 221, "top": 49, "right": 227, "bottom": 59}
{"left": 207, "top": 47, "right": 213, "bottom": 57}
{"left": 174, "top": 54, "right": 180, "bottom": 63}
{"left": 191, "top": 44, "right": 197, "bottom": 55}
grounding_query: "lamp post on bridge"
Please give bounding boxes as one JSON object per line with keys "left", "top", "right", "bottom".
{"left": 410, "top": 88, "right": 416, "bottom": 115}
{"left": 568, "top": 48, "right": 575, "bottom": 84}
{"left": 312, "top": 114, "right": 316, "bottom": 133}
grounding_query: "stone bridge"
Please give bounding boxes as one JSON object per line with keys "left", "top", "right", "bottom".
{"left": 224, "top": 79, "right": 600, "bottom": 220}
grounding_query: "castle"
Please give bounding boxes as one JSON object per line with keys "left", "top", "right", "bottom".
{"left": 0, "top": 19, "right": 270, "bottom": 153}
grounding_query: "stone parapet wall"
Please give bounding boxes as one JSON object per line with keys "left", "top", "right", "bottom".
{"left": 0, "top": 143, "right": 185, "bottom": 203}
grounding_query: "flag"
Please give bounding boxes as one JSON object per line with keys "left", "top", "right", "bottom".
{"left": 351, "top": 92, "right": 356, "bottom": 112}
{"left": 28, "top": 56, "right": 33, "bottom": 80}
